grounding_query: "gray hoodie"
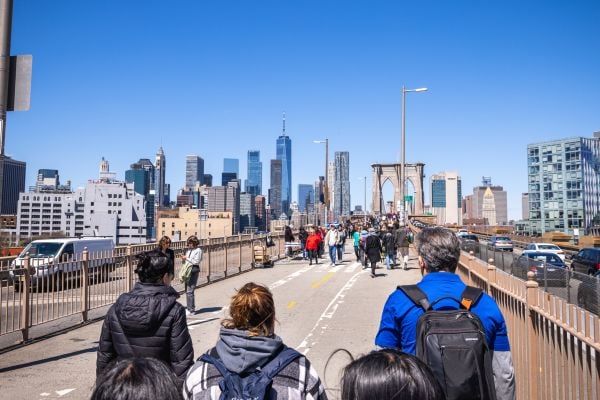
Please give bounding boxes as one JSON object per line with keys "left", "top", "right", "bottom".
{"left": 216, "top": 328, "right": 284, "bottom": 374}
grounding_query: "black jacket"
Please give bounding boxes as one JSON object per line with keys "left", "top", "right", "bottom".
{"left": 96, "top": 282, "right": 194, "bottom": 381}
{"left": 365, "top": 235, "right": 382, "bottom": 262}
{"left": 157, "top": 246, "right": 175, "bottom": 276}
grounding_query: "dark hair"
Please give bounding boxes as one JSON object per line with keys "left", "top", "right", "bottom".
{"left": 91, "top": 358, "right": 183, "bottom": 400}
{"left": 186, "top": 235, "right": 199, "bottom": 247}
{"left": 341, "top": 349, "right": 444, "bottom": 400}
{"left": 158, "top": 235, "right": 172, "bottom": 248}
{"left": 416, "top": 227, "right": 461, "bottom": 272}
{"left": 134, "top": 250, "right": 172, "bottom": 283}
{"left": 222, "top": 282, "right": 275, "bottom": 337}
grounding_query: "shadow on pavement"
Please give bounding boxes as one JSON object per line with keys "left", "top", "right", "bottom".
{"left": 0, "top": 345, "right": 98, "bottom": 373}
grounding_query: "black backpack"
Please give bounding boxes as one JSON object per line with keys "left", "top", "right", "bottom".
{"left": 398, "top": 285, "right": 497, "bottom": 400}
{"left": 199, "top": 346, "right": 302, "bottom": 400}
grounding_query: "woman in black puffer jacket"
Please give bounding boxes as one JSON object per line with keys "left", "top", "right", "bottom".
{"left": 96, "top": 250, "right": 194, "bottom": 383}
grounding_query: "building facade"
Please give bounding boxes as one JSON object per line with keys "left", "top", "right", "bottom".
{"left": 527, "top": 133, "right": 600, "bottom": 235}
{"left": 223, "top": 158, "right": 239, "bottom": 176}
{"left": 125, "top": 160, "right": 154, "bottom": 239}
{"left": 522, "top": 193, "right": 529, "bottom": 221}
{"left": 430, "top": 171, "right": 462, "bottom": 225}
{"left": 154, "top": 147, "right": 167, "bottom": 207}
{"left": 206, "top": 181, "right": 241, "bottom": 233}
{"left": 245, "top": 150, "right": 262, "bottom": 196}
{"left": 276, "top": 117, "right": 292, "bottom": 217}
{"left": 185, "top": 155, "right": 204, "bottom": 188}
{"left": 255, "top": 195, "right": 266, "bottom": 231}
{"left": 334, "top": 151, "right": 350, "bottom": 218}
{"left": 269, "top": 159, "right": 282, "bottom": 219}
{"left": 0, "top": 155, "right": 26, "bottom": 215}
{"left": 221, "top": 172, "right": 237, "bottom": 186}
{"left": 157, "top": 207, "right": 232, "bottom": 240}
{"left": 298, "top": 184, "right": 314, "bottom": 214}
{"left": 240, "top": 192, "right": 256, "bottom": 232}
{"left": 471, "top": 179, "right": 508, "bottom": 226}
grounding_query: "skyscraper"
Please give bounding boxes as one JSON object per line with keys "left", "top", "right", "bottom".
{"left": 276, "top": 114, "right": 292, "bottom": 217}
{"left": 298, "top": 184, "right": 314, "bottom": 214}
{"left": 240, "top": 192, "right": 256, "bottom": 232}
{"left": 223, "top": 158, "right": 239, "bottom": 175}
{"left": 430, "top": 171, "right": 462, "bottom": 225}
{"left": 269, "top": 159, "right": 282, "bottom": 218}
{"left": 154, "top": 147, "right": 166, "bottom": 207}
{"left": 222, "top": 172, "right": 237, "bottom": 186}
{"left": 246, "top": 150, "right": 262, "bottom": 196}
{"left": 0, "top": 155, "right": 25, "bottom": 215}
{"left": 185, "top": 155, "right": 204, "bottom": 188}
{"left": 471, "top": 178, "right": 508, "bottom": 226}
{"left": 255, "top": 195, "right": 266, "bottom": 231}
{"left": 126, "top": 160, "right": 154, "bottom": 239}
{"left": 36, "top": 169, "right": 59, "bottom": 191}
{"left": 334, "top": 151, "right": 350, "bottom": 217}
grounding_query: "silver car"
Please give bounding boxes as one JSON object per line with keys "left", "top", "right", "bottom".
{"left": 488, "top": 236, "right": 513, "bottom": 252}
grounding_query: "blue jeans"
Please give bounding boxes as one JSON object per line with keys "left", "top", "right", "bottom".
{"left": 328, "top": 245, "right": 337, "bottom": 264}
{"left": 385, "top": 252, "right": 395, "bottom": 269}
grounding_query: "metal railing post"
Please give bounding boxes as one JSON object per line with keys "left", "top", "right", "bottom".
{"left": 238, "top": 233, "right": 242, "bottom": 272}
{"left": 486, "top": 257, "right": 497, "bottom": 293}
{"left": 526, "top": 271, "right": 540, "bottom": 399}
{"left": 125, "top": 245, "right": 133, "bottom": 291}
{"left": 20, "top": 255, "right": 31, "bottom": 342}
{"left": 207, "top": 238, "right": 212, "bottom": 283}
{"left": 467, "top": 251, "right": 475, "bottom": 285}
{"left": 223, "top": 237, "right": 228, "bottom": 278}
{"left": 81, "top": 249, "right": 89, "bottom": 322}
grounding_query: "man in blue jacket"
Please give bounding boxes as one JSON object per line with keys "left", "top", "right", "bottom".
{"left": 375, "top": 227, "right": 515, "bottom": 400}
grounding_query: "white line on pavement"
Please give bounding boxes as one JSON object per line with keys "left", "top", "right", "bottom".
{"left": 269, "top": 264, "right": 315, "bottom": 290}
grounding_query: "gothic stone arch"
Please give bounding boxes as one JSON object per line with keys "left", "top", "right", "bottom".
{"left": 371, "top": 163, "right": 425, "bottom": 215}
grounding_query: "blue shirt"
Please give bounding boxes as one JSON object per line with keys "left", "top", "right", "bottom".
{"left": 375, "top": 272, "right": 511, "bottom": 354}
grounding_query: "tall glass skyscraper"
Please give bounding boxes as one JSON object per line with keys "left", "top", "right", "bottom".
{"left": 246, "top": 150, "right": 262, "bottom": 196}
{"left": 298, "top": 184, "right": 314, "bottom": 213}
{"left": 334, "top": 151, "right": 350, "bottom": 217}
{"left": 185, "top": 155, "right": 204, "bottom": 188}
{"left": 276, "top": 115, "right": 292, "bottom": 216}
{"left": 269, "top": 159, "right": 282, "bottom": 218}
{"left": 154, "top": 147, "right": 166, "bottom": 207}
{"left": 223, "top": 158, "right": 239, "bottom": 175}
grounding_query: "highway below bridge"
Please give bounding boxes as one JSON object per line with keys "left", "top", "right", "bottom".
{"left": 0, "top": 244, "right": 421, "bottom": 400}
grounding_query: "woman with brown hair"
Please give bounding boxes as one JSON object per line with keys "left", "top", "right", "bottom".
{"left": 181, "top": 235, "right": 202, "bottom": 316}
{"left": 157, "top": 235, "right": 175, "bottom": 279}
{"left": 183, "top": 282, "right": 327, "bottom": 400}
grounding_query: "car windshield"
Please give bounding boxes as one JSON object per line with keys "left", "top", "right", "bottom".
{"left": 529, "top": 254, "right": 562, "bottom": 264}
{"left": 496, "top": 237, "right": 510, "bottom": 241}
{"left": 463, "top": 235, "right": 478, "bottom": 241}
{"left": 538, "top": 244, "right": 560, "bottom": 250}
{"left": 21, "top": 242, "right": 63, "bottom": 258}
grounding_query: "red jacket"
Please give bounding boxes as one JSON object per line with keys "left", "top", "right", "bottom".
{"left": 305, "top": 233, "right": 322, "bottom": 251}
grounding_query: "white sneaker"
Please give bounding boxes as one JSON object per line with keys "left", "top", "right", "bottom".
{"left": 186, "top": 310, "right": 194, "bottom": 317}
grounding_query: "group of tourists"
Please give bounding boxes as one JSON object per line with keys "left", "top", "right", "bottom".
{"left": 93, "top": 226, "right": 515, "bottom": 400}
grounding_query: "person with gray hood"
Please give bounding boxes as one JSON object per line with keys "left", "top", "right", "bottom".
{"left": 96, "top": 250, "right": 194, "bottom": 384}
{"left": 184, "top": 282, "right": 327, "bottom": 400}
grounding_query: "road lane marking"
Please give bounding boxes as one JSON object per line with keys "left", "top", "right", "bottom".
{"left": 56, "top": 388, "right": 76, "bottom": 397}
{"left": 311, "top": 272, "right": 335, "bottom": 289}
{"left": 287, "top": 301, "right": 297, "bottom": 309}
{"left": 269, "top": 264, "right": 314, "bottom": 290}
{"left": 297, "top": 262, "right": 364, "bottom": 355}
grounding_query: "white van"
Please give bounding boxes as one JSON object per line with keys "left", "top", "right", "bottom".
{"left": 10, "top": 238, "right": 115, "bottom": 288}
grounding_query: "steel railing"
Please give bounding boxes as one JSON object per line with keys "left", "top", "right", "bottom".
{"left": 0, "top": 233, "right": 284, "bottom": 346}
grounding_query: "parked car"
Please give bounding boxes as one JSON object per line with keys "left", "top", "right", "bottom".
{"left": 488, "top": 236, "right": 513, "bottom": 252}
{"left": 523, "top": 243, "right": 566, "bottom": 261}
{"left": 459, "top": 234, "right": 480, "bottom": 254}
{"left": 576, "top": 270, "right": 600, "bottom": 315}
{"left": 511, "top": 252, "right": 569, "bottom": 287}
{"left": 570, "top": 248, "right": 600, "bottom": 276}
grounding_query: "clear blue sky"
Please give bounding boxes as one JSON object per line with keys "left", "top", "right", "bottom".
{"left": 8, "top": 0, "right": 600, "bottom": 220}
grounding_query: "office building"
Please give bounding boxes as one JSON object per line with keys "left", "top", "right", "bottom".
{"left": 522, "top": 193, "right": 529, "bottom": 221}
{"left": 328, "top": 160, "right": 335, "bottom": 220}
{"left": 36, "top": 169, "right": 59, "bottom": 191}
{"left": 245, "top": 150, "right": 262, "bottom": 196}
{"left": 203, "top": 174, "right": 213, "bottom": 187}
{"left": 527, "top": 133, "right": 600, "bottom": 235}
{"left": 298, "top": 184, "right": 314, "bottom": 214}
{"left": 222, "top": 172, "right": 237, "bottom": 186}
{"left": 157, "top": 207, "right": 232, "bottom": 240}
{"left": 255, "top": 195, "right": 266, "bottom": 231}
{"left": 185, "top": 155, "right": 204, "bottom": 188}
{"left": 334, "top": 151, "right": 350, "bottom": 217}
{"left": 223, "top": 158, "right": 239, "bottom": 176}
{"left": 471, "top": 178, "right": 508, "bottom": 226}
{"left": 206, "top": 180, "right": 241, "bottom": 233}
{"left": 276, "top": 114, "right": 292, "bottom": 216}
{"left": 269, "top": 159, "right": 282, "bottom": 218}
{"left": 430, "top": 171, "right": 462, "bottom": 225}
{"left": 125, "top": 160, "right": 155, "bottom": 239}
{"left": 240, "top": 192, "right": 256, "bottom": 232}
{"left": 0, "top": 155, "right": 26, "bottom": 215}
{"left": 155, "top": 147, "right": 166, "bottom": 207}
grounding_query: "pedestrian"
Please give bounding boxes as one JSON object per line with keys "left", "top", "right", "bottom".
{"left": 305, "top": 228, "right": 322, "bottom": 265}
{"left": 340, "top": 349, "right": 444, "bottom": 400}
{"left": 324, "top": 224, "right": 339, "bottom": 266}
{"left": 181, "top": 235, "right": 202, "bottom": 316}
{"left": 284, "top": 225, "right": 295, "bottom": 258}
{"left": 395, "top": 226, "right": 411, "bottom": 270}
{"left": 375, "top": 227, "right": 515, "bottom": 400}
{"left": 318, "top": 226, "right": 326, "bottom": 258}
{"left": 92, "top": 358, "right": 184, "bottom": 400}
{"left": 183, "top": 282, "right": 328, "bottom": 400}
{"left": 299, "top": 226, "right": 309, "bottom": 260}
{"left": 157, "top": 235, "right": 175, "bottom": 279}
{"left": 96, "top": 250, "right": 194, "bottom": 384}
{"left": 359, "top": 226, "right": 369, "bottom": 267}
{"left": 382, "top": 226, "right": 396, "bottom": 270}
{"left": 365, "top": 228, "right": 382, "bottom": 278}
{"left": 336, "top": 225, "right": 346, "bottom": 262}
{"left": 352, "top": 227, "right": 361, "bottom": 262}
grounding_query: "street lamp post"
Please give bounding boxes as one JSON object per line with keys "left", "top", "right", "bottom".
{"left": 401, "top": 86, "right": 428, "bottom": 224}
{"left": 358, "top": 176, "right": 367, "bottom": 223}
{"left": 313, "top": 139, "right": 329, "bottom": 226}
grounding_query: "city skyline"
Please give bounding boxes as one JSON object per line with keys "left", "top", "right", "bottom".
{"left": 6, "top": 1, "right": 600, "bottom": 221}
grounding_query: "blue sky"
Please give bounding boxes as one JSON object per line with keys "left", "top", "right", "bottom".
{"left": 8, "top": 0, "right": 600, "bottom": 220}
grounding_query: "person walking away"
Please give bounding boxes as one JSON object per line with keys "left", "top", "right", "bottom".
{"left": 324, "top": 225, "right": 339, "bottom": 266}
{"left": 336, "top": 225, "right": 346, "bottom": 262}
{"left": 184, "top": 282, "right": 328, "bottom": 400}
{"left": 284, "top": 225, "right": 295, "bottom": 258}
{"left": 305, "top": 228, "right": 322, "bottom": 265}
{"left": 359, "top": 227, "right": 369, "bottom": 268}
{"left": 318, "top": 226, "right": 326, "bottom": 258}
{"left": 375, "top": 227, "right": 515, "bottom": 400}
{"left": 340, "top": 349, "right": 444, "bottom": 400}
{"left": 395, "top": 226, "right": 410, "bottom": 270}
{"left": 352, "top": 227, "right": 361, "bottom": 262}
{"left": 383, "top": 227, "right": 397, "bottom": 270}
{"left": 96, "top": 250, "right": 194, "bottom": 385}
{"left": 365, "top": 228, "right": 382, "bottom": 278}
{"left": 299, "top": 226, "right": 309, "bottom": 260}
{"left": 181, "top": 236, "right": 202, "bottom": 316}
{"left": 157, "top": 235, "right": 175, "bottom": 279}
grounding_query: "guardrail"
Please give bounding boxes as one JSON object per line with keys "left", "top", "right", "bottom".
{"left": 408, "top": 220, "right": 600, "bottom": 399}
{"left": 0, "top": 233, "right": 284, "bottom": 348}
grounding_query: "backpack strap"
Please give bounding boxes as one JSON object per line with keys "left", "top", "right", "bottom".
{"left": 261, "top": 346, "right": 303, "bottom": 380}
{"left": 460, "top": 286, "right": 483, "bottom": 311}
{"left": 398, "top": 285, "right": 432, "bottom": 311}
{"left": 200, "top": 352, "right": 231, "bottom": 379}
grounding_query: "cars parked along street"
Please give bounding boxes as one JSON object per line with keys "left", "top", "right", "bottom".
{"left": 512, "top": 252, "right": 569, "bottom": 287}
{"left": 523, "top": 243, "right": 565, "bottom": 261}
